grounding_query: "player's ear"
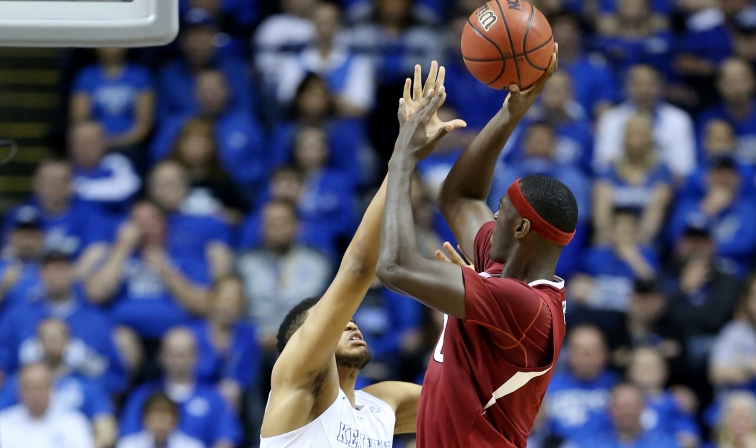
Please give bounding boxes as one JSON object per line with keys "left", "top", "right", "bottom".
{"left": 515, "top": 219, "right": 531, "bottom": 238}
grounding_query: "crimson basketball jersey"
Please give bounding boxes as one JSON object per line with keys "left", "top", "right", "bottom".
{"left": 416, "top": 221, "right": 567, "bottom": 448}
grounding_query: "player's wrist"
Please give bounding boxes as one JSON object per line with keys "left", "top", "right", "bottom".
{"left": 388, "top": 154, "right": 417, "bottom": 171}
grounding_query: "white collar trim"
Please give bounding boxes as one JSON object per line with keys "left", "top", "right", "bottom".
{"left": 528, "top": 277, "right": 565, "bottom": 289}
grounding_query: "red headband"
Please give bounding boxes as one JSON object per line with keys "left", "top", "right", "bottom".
{"left": 507, "top": 179, "right": 575, "bottom": 246}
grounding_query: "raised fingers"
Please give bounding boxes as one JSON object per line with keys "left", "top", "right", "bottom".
{"left": 423, "top": 60, "right": 439, "bottom": 97}
{"left": 413, "top": 64, "right": 422, "bottom": 101}
{"left": 403, "top": 78, "right": 412, "bottom": 106}
{"left": 435, "top": 65, "right": 446, "bottom": 92}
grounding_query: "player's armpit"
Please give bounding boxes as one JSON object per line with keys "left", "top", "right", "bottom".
{"left": 361, "top": 381, "right": 422, "bottom": 434}
{"left": 437, "top": 198, "right": 494, "bottom": 260}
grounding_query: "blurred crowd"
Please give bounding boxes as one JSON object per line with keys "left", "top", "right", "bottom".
{"left": 2, "top": 0, "right": 756, "bottom": 446}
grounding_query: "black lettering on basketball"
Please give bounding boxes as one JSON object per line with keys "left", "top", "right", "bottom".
{"left": 507, "top": 0, "right": 521, "bottom": 10}
{"left": 476, "top": 4, "right": 498, "bottom": 31}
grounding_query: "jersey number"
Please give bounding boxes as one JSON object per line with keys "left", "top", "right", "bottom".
{"left": 433, "top": 314, "right": 449, "bottom": 363}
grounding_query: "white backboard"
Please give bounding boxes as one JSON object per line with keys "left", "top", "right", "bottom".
{"left": 0, "top": 0, "right": 178, "bottom": 47}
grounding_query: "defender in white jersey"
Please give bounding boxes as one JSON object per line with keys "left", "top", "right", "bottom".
{"left": 259, "top": 62, "right": 467, "bottom": 448}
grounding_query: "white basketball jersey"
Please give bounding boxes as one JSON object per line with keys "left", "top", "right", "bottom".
{"left": 260, "top": 388, "right": 396, "bottom": 448}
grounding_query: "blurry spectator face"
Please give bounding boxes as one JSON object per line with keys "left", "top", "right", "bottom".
{"left": 69, "top": 121, "right": 107, "bottom": 170}
{"left": 609, "top": 385, "right": 644, "bottom": 433}
{"left": 20, "top": 364, "right": 52, "bottom": 418}
{"left": 707, "top": 164, "right": 741, "bottom": 193}
{"left": 718, "top": 59, "right": 755, "bottom": 106}
{"left": 314, "top": 3, "right": 341, "bottom": 45}
{"left": 628, "top": 289, "right": 665, "bottom": 326}
{"left": 262, "top": 202, "right": 299, "bottom": 252}
{"left": 523, "top": 124, "right": 556, "bottom": 159}
{"left": 722, "top": 0, "right": 749, "bottom": 16}
{"left": 721, "top": 394, "right": 756, "bottom": 442}
{"left": 148, "top": 162, "right": 189, "bottom": 212}
{"left": 41, "top": 259, "right": 73, "bottom": 298}
{"left": 628, "top": 348, "right": 667, "bottom": 391}
{"left": 734, "top": 31, "right": 756, "bottom": 63}
{"left": 271, "top": 170, "right": 304, "bottom": 203}
{"left": 38, "top": 318, "right": 70, "bottom": 363}
{"left": 131, "top": 202, "right": 167, "bottom": 246}
{"left": 376, "top": 0, "right": 412, "bottom": 26}
{"left": 541, "top": 72, "right": 573, "bottom": 111}
{"left": 704, "top": 120, "right": 736, "bottom": 156}
{"left": 10, "top": 227, "right": 43, "bottom": 261}
{"left": 296, "top": 76, "right": 331, "bottom": 122}
{"left": 95, "top": 47, "right": 126, "bottom": 65}
{"left": 627, "top": 66, "right": 661, "bottom": 108}
{"left": 174, "top": 120, "right": 216, "bottom": 168}
{"left": 567, "top": 326, "right": 608, "bottom": 380}
{"left": 294, "top": 127, "right": 329, "bottom": 173}
{"left": 144, "top": 400, "right": 179, "bottom": 443}
{"left": 622, "top": 115, "right": 654, "bottom": 162}
{"left": 160, "top": 328, "right": 198, "bottom": 381}
{"left": 282, "top": 0, "right": 317, "bottom": 17}
{"left": 196, "top": 70, "right": 229, "bottom": 117}
{"left": 618, "top": 0, "right": 650, "bottom": 23}
{"left": 210, "top": 278, "right": 244, "bottom": 326}
{"left": 180, "top": 26, "right": 216, "bottom": 68}
{"left": 551, "top": 15, "right": 581, "bottom": 56}
{"left": 190, "top": 0, "right": 221, "bottom": 13}
{"left": 612, "top": 211, "right": 639, "bottom": 246}
{"left": 33, "top": 161, "right": 72, "bottom": 209}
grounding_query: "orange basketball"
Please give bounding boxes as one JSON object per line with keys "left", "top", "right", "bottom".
{"left": 461, "top": 0, "right": 554, "bottom": 90}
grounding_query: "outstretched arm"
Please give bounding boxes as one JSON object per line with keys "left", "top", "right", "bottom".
{"left": 438, "top": 46, "right": 559, "bottom": 258}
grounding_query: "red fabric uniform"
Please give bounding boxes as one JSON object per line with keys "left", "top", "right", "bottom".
{"left": 416, "top": 222, "right": 567, "bottom": 448}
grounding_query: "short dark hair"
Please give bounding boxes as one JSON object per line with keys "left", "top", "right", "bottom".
{"left": 276, "top": 297, "right": 320, "bottom": 354}
{"left": 518, "top": 175, "right": 578, "bottom": 234}
{"left": 142, "top": 392, "right": 178, "bottom": 419}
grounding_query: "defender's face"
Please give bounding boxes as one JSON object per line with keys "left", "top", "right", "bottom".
{"left": 489, "top": 196, "right": 518, "bottom": 264}
{"left": 334, "top": 319, "right": 371, "bottom": 370}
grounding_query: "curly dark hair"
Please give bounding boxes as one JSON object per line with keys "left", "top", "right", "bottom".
{"left": 276, "top": 297, "right": 321, "bottom": 354}
{"left": 519, "top": 175, "right": 578, "bottom": 234}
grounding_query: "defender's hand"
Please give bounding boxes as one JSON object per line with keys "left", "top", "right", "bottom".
{"left": 504, "top": 43, "right": 559, "bottom": 120}
{"left": 400, "top": 61, "right": 467, "bottom": 133}
{"left": 434, "top": 242, "right": 473, "bottom": 269}
{"left": 394, "top": 87, "right": 452, "bottom": 163}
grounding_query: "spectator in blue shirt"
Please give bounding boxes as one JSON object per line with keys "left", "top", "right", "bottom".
{"left": 70, "top": 48, "right": 154, "bottom": 152}
{"left": 151, "top": 69, "right": 266, "bottom": 197}
{"left": 116, "top": 392, "right": 205, "bottom": 448}
{"left": 167, "top": 119, "right": 246, "bottom": 224}
{"left": 269, "top": 73, "right": 367, "bottom": 188}
{"left": 573, "top": 208, "right": 660, "bottom": 313}
{"left": 710, "top": 392, "right": 756, "bottom": 448}
{"left": 489, "top": 122, "right": 591, "bottom": 278}
{"left": 546, "top": 325, "right": 619, "bottom": 441}
{"left": 668, "top": 156, "right": 756, "bottom": 277}
{"left": 504, "top": 71, "right": 594, "bottom": 174}
{"left": 567, "top": 383, "right": 681, "bottom": 448}
{"left": 551, "top": 12, "right": 618, "bottom": 118}
{"left": 627, "top": 347, "right": 701, "bottom": 448}
{"left": 179, "top": 0, "right": 258, "bottom": 36}
{"left": 119, "top": 327, "right": 241, "bottom": 448}
{"left": 69, "top": 121, "right": 141, "bottom": 235}
{"left": 698, "top": 59, "right": 756, "bottom": 166}
{"left": 593, "top": 114, "right": 672, "bottom": 245}
{"left": 190, "top": 276, "right": 260, "bottom": 411}
{"left": 0, "top": 207, "right": 44, "bottom": 317}
{"left": 594, "top": 0, "right": 675, "bottom": 81}
{"left": 157, "top": 16, "right": 252, "bottom": 119}
{"left": 0, "top": 319, "right": 116, "bottom": 448}
{"left": 0, "top": 249, "right": 126, "bottom": 394}
{"left": 277, "top": 3, "right": 375, "bottom": 118}
{"left": 3, "top": 159, "right": 102, "bottom": 259}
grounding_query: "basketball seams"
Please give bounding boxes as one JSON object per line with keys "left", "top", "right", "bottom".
{"left": 463, "top": 36, "right": 555, "bottom": 63}
{"left": 465, "top": 17, "right": 507, "bottom": 86}
{"left": 494, "top": 0, "right": 521, "bottom": 88}
{"left": 522, "top": 3, "right": 552, "bottom": 72}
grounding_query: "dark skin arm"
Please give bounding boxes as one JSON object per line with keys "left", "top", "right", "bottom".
{"left": 437, "top": 46, "right": 560, "bottom": 258}
{"left": 378, "top": 49, "right": 559, "bottom": 319}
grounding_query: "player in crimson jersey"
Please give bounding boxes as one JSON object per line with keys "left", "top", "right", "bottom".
{"left": 377, "top": 45, "right": 577, "bottom": 448}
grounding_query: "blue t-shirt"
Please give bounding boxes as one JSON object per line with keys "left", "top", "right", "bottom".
{"left": 157, "top": 57, "right": 253, "bottom": 119}
{"left": 72, "top": 64, "right": 153, "bottom": 135}
{"left": 643, "top": 393, "right": 700, "bottom": 439}
{"left": 2, "top": 200, "right": 103, "bottom": 258}
{"left": 268, "top": 119, "right": 367, "bottom": 187}
{"left": 598, "top": 163, "right": 672, "bottom": 212}
{"left": 698, "top": 102, "right": 756, "bottom": 166}
{"left": 598, "top": 0, "right": 673, "bottom": 13}
{"left": 178, "top": 0, "right": 257, "bottom": 25}
{"left": 190, "top": 321, "right": 261, "bottom": 389}
{"left": 443, "top": 58, "right": 508, "bottom": 130}
{"left": 668, "top": 198, "right": 756, "bottom": 277}
{"left": 678, "top": 23, "right": 733, "bottom": 67}
{"left": 679, "top": 163, "right": 756, "bottom": 202}
{"left": 352, "top": 287, "right": 424, "bottom": 359}
{"left": 570, "top": 428, "right": 680, "bottom": 448}
{"left": 0, "top": 294, "right": 126, "bottom": 393}
{"left": 546, "top": 370, "right": 619, "bottom": 440}
{"left": 561, "top": 54, "right": 619, "bottom": 118}
{"left": 0, "top": 261, "right": 42, "bottom": 318}
{"left": 150, "top": 111, "right": 266, "bottom": 188}
{"left": 0, "top": 371, "right": 112, "bottom": 419}
{"left": 595, "top": 32, "right": 676, "bottom": 82}
{"left": 119, "top": 380, "right": 242, "bottom": 447}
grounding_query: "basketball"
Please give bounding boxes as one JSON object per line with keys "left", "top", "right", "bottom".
{"left": 461, "top": 0, "right": 554, "bottom": 90}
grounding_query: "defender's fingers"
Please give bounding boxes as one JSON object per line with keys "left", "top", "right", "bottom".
{"left": 435, "top": 65, "right": 446, "bottom": 91}
{"left": 427, "top": 122, "right": 452, "bottom": 147}
{"left": 397, "top": 98, "right": 407, "bottom": 124}
{"left": 423, "top": 60, "right": 439, "bottom": 96}
{"left": 443, "top": 242, "right": 467, "bottom": 266}
{"left": 403, "top": 78, "right": 412, "bottom": 105}
{"left": 435, "top": 250, "right": 452, "bottom": 263}
{"left": 421, "top": 88, "right": 447, "bottom": 119}
{"left": 413, "top": 64, "right": 422, "bottom": 101}
{"left": 443, "top": 119, "right": 468, "bottom": 129}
